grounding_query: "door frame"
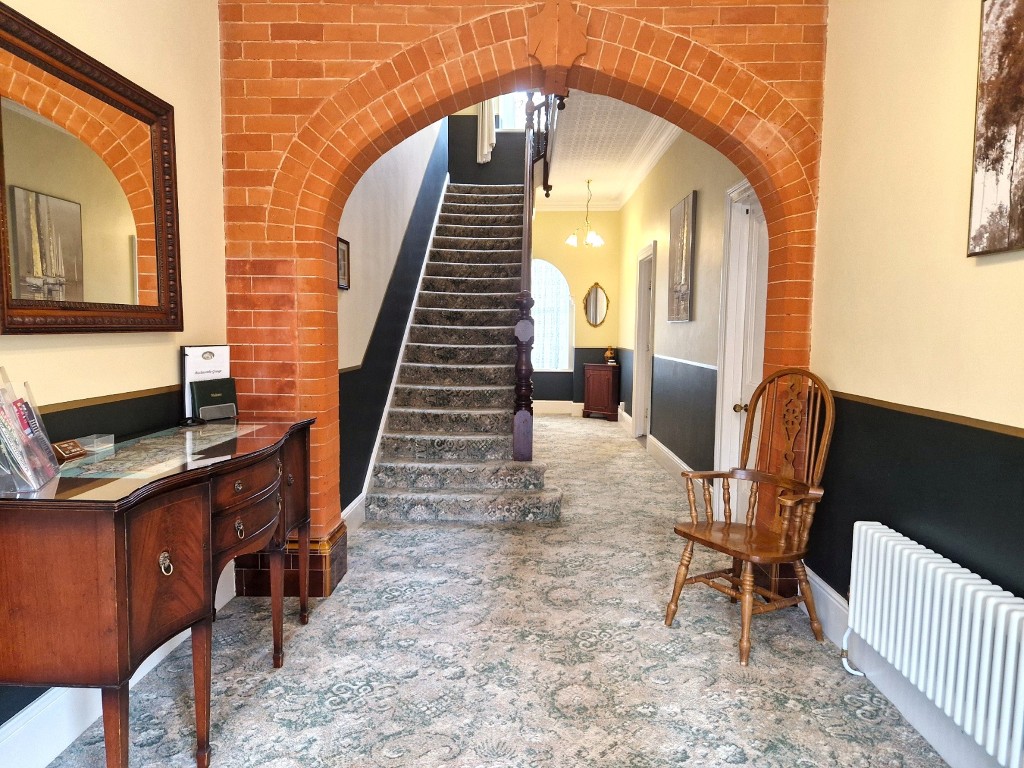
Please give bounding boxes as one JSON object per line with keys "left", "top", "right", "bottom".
{"left": 714, "top": 179, "right": 768, "bottom": 475}
{"left": 632, "top": 242, "right": 656, "bottom": 437}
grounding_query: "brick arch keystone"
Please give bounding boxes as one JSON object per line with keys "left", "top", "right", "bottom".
{"left": 233, "top": 4, "right": 821, "bottom": 538}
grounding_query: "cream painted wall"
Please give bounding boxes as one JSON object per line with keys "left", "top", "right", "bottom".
{"left": 815, "top": 0, "right": 1024, "bottom": 428}
{"left": 337, "top": 122, "right": 442, "bottom": 370}
{"left": 3, "top": 106, "right": 136, "bottom": 305}
{"left": 0, "top": 0, "right": 225, "bottom": 407}
{"left": 532, "top": 210, "right": 621, "bottom": 350}
{"left": 617, "top": 133, "right": 743, "bottom": 366}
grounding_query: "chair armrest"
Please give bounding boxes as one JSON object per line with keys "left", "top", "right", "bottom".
{"left": 777, "top": 487, "right": 824, "bottom": 507}
{"left": 731, "top": 468, "right": 811, "bottom": 493}
{"left": 680, "top": 470, "right": 733, "bottom": 481}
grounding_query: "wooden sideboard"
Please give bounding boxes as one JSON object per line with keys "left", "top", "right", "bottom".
{"left": 0, "top": 419, "right": 313, "bottom": 768}
{"left": 583, "top": 363, "right": 620, "bottom": 421}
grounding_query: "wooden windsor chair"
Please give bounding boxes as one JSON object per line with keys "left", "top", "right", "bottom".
{"left": 664, "top": 367, "right": 835, "bottom": 665}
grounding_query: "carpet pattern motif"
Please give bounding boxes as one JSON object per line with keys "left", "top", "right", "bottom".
{"left": 51, "top": 416, "right": 943, "bottom": 767}
{"left": 365, "top": 182, "right": 560, "bottom": 523}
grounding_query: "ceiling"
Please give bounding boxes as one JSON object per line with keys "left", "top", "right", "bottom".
{"left": 533, "top": 92, "right": 681, "bottom": 212}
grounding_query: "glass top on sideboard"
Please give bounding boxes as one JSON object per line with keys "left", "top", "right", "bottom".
{"left": 0, "top": 420, "right": 302, "bottom": 505}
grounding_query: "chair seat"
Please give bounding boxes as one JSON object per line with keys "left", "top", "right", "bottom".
{"left": 672, "top": 522, "right": 806, "bottom": 565}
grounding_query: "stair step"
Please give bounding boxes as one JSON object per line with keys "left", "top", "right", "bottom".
{"left": 429, "top": 248, "right": 520, "bottom": 265}
{"left": 416, "top": 291, "right": 517, "bottom": 310}
{"left": 371, "top": 460, "right": 546, "bottom": 492}
{"left": 425, "top": 262, "right": 521, "bottom": 280}
{"left": 444, "top": 193, "right": 524, "bottom": 207}
{"left": 403, "top": 343, "right": 515, "bottom": 365}
{"left": 365, "top": 488, "right": 561, "bottom": 523}
{"left": 432, "top": 235, "right": 522, "bottom": 251}
{"left": 421, "top": 275, "right": 521, "bottom": 294}
{"left": 447, "top": 183, "right": 524, "bottom": 195}
{"left": 439, "top": 212, "right": 521, "bottom": 227}
{"left": 442, "top": 202, "right": 522, "bottom": 217}
{"left": 379, "top": 433, "right": 513, "bottom": 461}
{"left": 435, "top": 223, "right": 522, "bottom": 239}
{"left": 392, "top": 384, "right": 513, "bottom": 409}
{"left": 399, "top": 362, "right": 514, "bottom": 386}
{"left": 413, "top": 307, "right": 520, "bottom": 327}
{"left": 408, "top": 324, "right": 514, "bottom": 346}
{"left": 386, "top": 407, "right": 512, "bottom": 434}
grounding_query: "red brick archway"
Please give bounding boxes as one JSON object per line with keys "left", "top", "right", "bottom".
{"left": 0, "top": 51, "right": 158, "bottom": 302}
{"left": 225, "top": 3, "right": 820, "bottom": 553}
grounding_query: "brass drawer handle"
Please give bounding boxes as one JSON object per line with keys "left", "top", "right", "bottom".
{"left": 235, "top": 519, "right": 245, "bottom": 539}
{"left": 277, "top": 494, "right": 283, "bottom": 513}
{"left": 277, "top": 461, "right": 283, "bottom": 477}
{"left": 159, "top": 551, "right": 174, "bottom": 576}
{"left": 234, "top": 479, "right": 244, "bottom": 493}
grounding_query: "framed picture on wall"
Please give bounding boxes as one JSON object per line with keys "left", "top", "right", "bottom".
{"left": 667, "top": 191, "right": 696, "bottom": 322}
{"left": 969, "top": 0, "right": 1024, "bottom": 256}
{"left": 8, "top": 187, "right": 85, "bottom": 302}
{"left": 337, "top": 237, "right": 350, "bottom": 290}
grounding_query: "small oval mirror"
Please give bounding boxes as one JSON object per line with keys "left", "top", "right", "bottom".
{"left": 583, "top": 282, "right": 609, "bottom": 327}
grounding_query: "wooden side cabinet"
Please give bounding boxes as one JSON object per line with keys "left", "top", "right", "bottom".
{"left": 0, "top": 419, "right": 313, "bottom": 768}
{"left": 583, "top": 363, "right": 620, "bottom": 421}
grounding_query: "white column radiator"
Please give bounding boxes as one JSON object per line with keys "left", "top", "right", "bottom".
{"left": 849, "top": 521, "right": 1024, "bottom": 768}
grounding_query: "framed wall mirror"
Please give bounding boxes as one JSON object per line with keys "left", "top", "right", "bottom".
{"left": 0, "top": 3, "right": 182, "bottom": 333}
{"left": 583, "top": 282, "right": 609, "bottom": 327}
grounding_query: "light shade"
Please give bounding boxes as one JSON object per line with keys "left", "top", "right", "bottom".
{"left": 565, "top": 179, "right": 603, "bottom": 248}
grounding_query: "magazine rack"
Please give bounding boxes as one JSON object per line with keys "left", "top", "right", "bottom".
{"left": 0, "top": 368, "right": 59, "bottom": 493}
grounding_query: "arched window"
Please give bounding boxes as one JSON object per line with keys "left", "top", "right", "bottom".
{"left": 531, "top": 260, "right": 572, "bottom": 371}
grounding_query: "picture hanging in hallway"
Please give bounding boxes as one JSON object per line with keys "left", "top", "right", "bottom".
{"left": 668, "top": 191, "right": 696, "bottom": 321}
{"left": 969, "top": 0, "right": 1024, "bottom": 256}
{"left": 337, "top": 237, "right": 350, "bottom": 289}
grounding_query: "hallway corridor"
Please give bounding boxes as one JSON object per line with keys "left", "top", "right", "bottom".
{"left": 53, "top": 416, "right": 941, "bottom": 767}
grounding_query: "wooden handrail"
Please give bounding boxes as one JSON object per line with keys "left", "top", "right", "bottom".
{"left": 513, "top": 93, "right": 561, "bottom": 462}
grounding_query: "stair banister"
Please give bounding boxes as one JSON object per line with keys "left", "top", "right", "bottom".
{"left": 513, "top": 96, "right": 537, "bottom": 461}
{"left": 514, "top": 93, "right": 560, "bottom": 462}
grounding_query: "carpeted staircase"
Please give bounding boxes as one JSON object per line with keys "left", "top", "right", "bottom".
{"left": 364, "top": 183, "right": 562, "bottom": 522}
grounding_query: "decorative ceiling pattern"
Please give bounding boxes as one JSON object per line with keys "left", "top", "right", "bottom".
{"left": 536, "top": 92, "right": 681, "bottom": 212}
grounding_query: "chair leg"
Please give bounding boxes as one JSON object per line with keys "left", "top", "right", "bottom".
{"left": 794, "top": 560, "right": 824, "bottom": 642}
{"left": 739, "top": 561, "right": 755, "bottom": 666}
{"left": 730, "top": 557, "right": 741, "bottom": 603}
{"left": 665, "top": 541, "right": 694, "bottom": 626}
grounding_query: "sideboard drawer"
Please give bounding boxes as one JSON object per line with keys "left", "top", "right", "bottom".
{"left": 212, "top": 451, "right": 283, "bottom": 511}
{"left": 212, "top": 487, "right": 280, "bottom": 556}
{"left": 127, "top": 485, "right": 211, "bottom": 667}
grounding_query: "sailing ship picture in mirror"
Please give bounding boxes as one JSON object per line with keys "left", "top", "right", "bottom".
{"left": 0, "top": 3, "right": 182, "bottom": 332}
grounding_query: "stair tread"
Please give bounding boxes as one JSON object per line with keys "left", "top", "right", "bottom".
{"left": 402, "top": 362, "right": 513, "bottom": 368}
{"left": 368, "top": 487, "right": 560, "bottom": 499}
{"left": 389, "top": 406, "right": 508, "bottom": 414}
{"left": 405, "top": 344, "right": 513, "bottom": 350}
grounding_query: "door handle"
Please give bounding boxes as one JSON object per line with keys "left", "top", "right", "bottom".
{"left": 733, "top": 403, "right": 748, "bottom": 413}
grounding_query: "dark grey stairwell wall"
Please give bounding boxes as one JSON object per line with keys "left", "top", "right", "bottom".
{"left": 338, "top": 127, "right": 449, "bottom": 509}
{"left": 448, "top": 115, "right": 524, "bottom": 185}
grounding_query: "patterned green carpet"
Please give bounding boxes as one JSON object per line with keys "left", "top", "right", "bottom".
{"left": 52, "top": 415, "right": 943, "bottom": 767}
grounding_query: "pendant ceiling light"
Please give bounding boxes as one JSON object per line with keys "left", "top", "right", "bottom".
{"left": 565, "top": 179, "right": 604, "bottom": 248}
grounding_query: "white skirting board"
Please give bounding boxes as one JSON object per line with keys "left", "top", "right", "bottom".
{"left": 0, "top": 566, "right": 238, "bottom": 768}
{"left": 645, "top": 433, "right": 692, "bottom": 488}
{"left": 342, "top": 492, "right": 366, "bottom": 532}
{"left": 533, "top": 400, "right": 582, "bottom": 416}
{"left": 617, "top": 405, "right": 633, "bottom": 435}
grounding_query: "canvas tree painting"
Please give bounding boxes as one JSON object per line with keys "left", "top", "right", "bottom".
{"left": 970, "top": 0, "right": 1024, "bottom": 256}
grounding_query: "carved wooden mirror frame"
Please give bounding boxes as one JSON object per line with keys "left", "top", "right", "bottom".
{"left": 0, "top": 3, "right": 181, "bottom": 333}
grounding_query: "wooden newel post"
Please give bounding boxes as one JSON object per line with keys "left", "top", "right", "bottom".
{"left": 513, "top": 290, "right": 535, "bottom": 461}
